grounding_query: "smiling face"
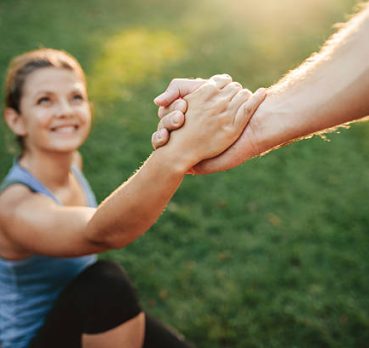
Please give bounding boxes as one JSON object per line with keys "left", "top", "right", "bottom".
{"left": 16, "top": 67, "right": 91, "bottom": 155}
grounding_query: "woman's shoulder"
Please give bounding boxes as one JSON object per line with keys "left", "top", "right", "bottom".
{"left": 0, "top": 185, "right": 38, "bottom": 259}
{"left": 0, "top": 183, "right": 51, "bottom": 226}
{"left": 0, "top": 160, "right": 33, "bottom": 228}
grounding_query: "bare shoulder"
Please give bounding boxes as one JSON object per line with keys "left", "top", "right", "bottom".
{"left": 0, "top": 184, "right": 34, "bottom": 220}
{"left": 0, "top": 185, "right": 54, "bottom": 259}
{"left": 0, "top": 183, "right": 56, "bottom": 228}
{"left": 0, "top": 183, "right": 99, "bottom": 258}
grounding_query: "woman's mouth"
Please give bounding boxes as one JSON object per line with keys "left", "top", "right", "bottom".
{"left": 50, "top": 125, "right": 79, "bottom": 133}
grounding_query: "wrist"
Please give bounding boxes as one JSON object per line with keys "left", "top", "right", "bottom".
{"left": 249, "top": 89, "right": 311, "bottom": 155}
{"left": 151, "top": 145, "right": 195, "bottom": 176}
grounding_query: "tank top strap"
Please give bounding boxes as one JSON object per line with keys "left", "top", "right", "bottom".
{"left": 0, "top": 161, "right": 98, "bottom": 208}
{"left": 0, "top": 161, "right": 61, "bottom": 204}
{"left": 70, "top": 165, "right": 98, "bottom": 208}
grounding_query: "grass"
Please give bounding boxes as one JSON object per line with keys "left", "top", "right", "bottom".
{"left": 1, "top": 0, "right": 368, "bottom": 347}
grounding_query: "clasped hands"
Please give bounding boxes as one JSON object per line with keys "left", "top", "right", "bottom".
{"left": 152, "top": 74, "right": 267, "bottom": 174}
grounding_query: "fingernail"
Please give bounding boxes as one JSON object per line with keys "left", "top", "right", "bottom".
{"left": 158, "top": 128, "right": 167, "bottom": 140}
{"left": 173, "top": 99, "right": 181, "bottom": 108}
{"left": 173, "top": 112, "right": 181, "bottom": 125}
{"left": 154, "top": 93, "right": 165, "bottom": 105}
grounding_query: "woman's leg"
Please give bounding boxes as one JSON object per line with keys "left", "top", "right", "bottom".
{"left": 81, "top": 313, "right": 195, "bottom": 348}
{"left": 29, "top": 260, "right": 143, "bottom": 348}
{"left": 82, "top": 312, "right": 145, "bottom": 348}
{"left": 30, "top": 260, "right": 194, "bottom": 348}
{"left": 143, "top": 315, "right": 194, "bottom": 348}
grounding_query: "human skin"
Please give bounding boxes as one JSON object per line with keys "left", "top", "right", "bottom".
{"left": 153, "top": 3, "right": 369, "bottom": 174}
{"left": 0, "top": 71, "right": 265, "bottom": 260}
{"left": 0, "top": 68, "right": 266, "bottom": 347}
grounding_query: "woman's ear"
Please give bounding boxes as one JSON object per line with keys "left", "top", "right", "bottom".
{"left": 4, "top": 108, "right": 27, "bottom": 136}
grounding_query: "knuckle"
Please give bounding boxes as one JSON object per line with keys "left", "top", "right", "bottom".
{"left": 157, "top": 119, "right": 165, "bottom": 130}
{"left": 244, "top": 103, "right": 254, "bottom": 114}
{"left": 151, "top": 133, "right": 159, "bottom": 149}
{"left": 219, "top": 96, "right": 230, "bottom": 106}
{"left": 235, "top": 90, "right": 251, "bottom": 102}
{"left": 172, "top": 98, "right": 186, "bottom": 111}
{"left": 203, "top": 83, "right": 218, "bottom": 94}
{"left": 169, "top": 78, "right": 184, "bottom": 88}
{"left": 229, "top": 82, "right": 242, "bottom": 89}
{"left": 212, "top": 73, "right": 232, "bottom": 81}
{"left": 224, "top": 124, "right": 235, "bottom": 134}
{"left": 241, "top": 89, "right": 252, "bottom": 97}
{"left": 172, "top": 111, "right": 183, "bottom": 126}
{"left": 158, "top": 107, "right": 167, "bottom": 118}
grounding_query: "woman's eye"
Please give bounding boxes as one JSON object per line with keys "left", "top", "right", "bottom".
{"left": 37, "top": 97, "right": 51, "bottom": 105}
{"left": 72, "top": 94, "right": 84, "bottom": 102}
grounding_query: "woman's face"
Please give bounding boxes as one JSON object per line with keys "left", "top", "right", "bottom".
{"left": 18, "top": 67, "right": 92, "bottom": 154}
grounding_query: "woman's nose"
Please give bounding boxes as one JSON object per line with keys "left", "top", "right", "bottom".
{"left": 56, "top": 99, "right": 73, "bottom": 118}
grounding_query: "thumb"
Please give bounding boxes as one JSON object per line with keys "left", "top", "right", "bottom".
{"left": 154, "top": 78, "right": 206, "bottom": 107}
{"left": 154, "top": 87, "right": 181, "bottom": 107}
{"left": 234, "top": 88, "right": 267, "bottom": 130}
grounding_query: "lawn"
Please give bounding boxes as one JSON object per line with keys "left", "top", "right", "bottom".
{"left": 0, "top": 0, "right": 368, "bottom": 347}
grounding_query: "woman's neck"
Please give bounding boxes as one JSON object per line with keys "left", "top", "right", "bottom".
{"left": 19, "top": 150, "right": 76, "bottom": 190}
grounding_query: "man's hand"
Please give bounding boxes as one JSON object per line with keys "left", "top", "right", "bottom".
{"left": 153, "top": 4, "right": 369, "bottom": 174}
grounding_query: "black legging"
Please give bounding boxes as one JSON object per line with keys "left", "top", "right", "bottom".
{"left": 29, "top": 260, "right": 193, "bottom": 348}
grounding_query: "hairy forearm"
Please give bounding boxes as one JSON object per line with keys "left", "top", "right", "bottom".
{"left": 86, "top": 149, "right": 187, "bottom": 249}
{"left": 249, "top": 3, "right": 369, "bottom": 156}
{"left": 192, "top": 4, "right": 369, "bottom": 174}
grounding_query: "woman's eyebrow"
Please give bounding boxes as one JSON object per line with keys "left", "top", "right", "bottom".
{"left": 31, "top": 90, "right": 53, "bottom": 99}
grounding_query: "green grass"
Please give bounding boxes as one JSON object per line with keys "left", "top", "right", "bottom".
{"left": 1, "top": 0, "right": 368, "bottom": 347}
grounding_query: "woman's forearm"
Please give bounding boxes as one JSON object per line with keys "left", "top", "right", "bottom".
{"left": 85, "top": 148, "right": 187, "bottom": 249}
{"left": 84, "top": 81, "right": 264, "bottom": 248}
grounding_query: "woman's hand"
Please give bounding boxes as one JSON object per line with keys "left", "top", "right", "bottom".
{"left": 152, "top": 75, "right": 267, "bottom": 173}
{"left": 157, "top": 76, "right": 266, "bottom": 172}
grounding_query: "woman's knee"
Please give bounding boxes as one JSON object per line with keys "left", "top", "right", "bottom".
{"left": 73, "top": 260, "right": 142, "bottom": 334}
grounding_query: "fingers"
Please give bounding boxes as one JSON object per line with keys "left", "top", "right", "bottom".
{"left": 158, "top": 98, "right": 187, "bottom": 119}
{"left": 234, "top": 88, "right": 267, "bottom": 129}
{"left": 154, "top": 78, "right": 206, "bottom": 107}
{"left": 208, "top": 74, "right": 233, "bottom": 89}
{"left": 228, "top": 88, "right": 253, "bottom": 111}
{"left": 220, "top": 82, "right": 245, "bottom": 102}
{"left": 151, "top": 128, "right": 169, "bottom": 150}
{"left": 157, "top": 110, "right": 185, "bottom": 131}
{"left": 152, "top": 110, "right": 185, "bottom": 149}
{"left": 154, "top": 74, "right": 233, "bottom": 107}
{"left": 186, "top": 74, "right": 234, "bottom": 101}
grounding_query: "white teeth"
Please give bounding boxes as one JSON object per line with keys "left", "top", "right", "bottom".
{"left": 52, "top": 126, "right": 76, "bottom": 134}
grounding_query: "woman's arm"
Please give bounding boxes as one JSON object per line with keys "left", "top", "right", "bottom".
{"left": 0, "top": 79, "right": 265, "bottom": 258}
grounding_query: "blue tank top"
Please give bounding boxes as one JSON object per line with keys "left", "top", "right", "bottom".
{"left": 0, "top": 161, "right": 97, "bottom": 348}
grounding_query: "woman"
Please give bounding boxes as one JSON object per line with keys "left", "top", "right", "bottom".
{"left": 0, "top": 48, "right": 266, "bottom": 348}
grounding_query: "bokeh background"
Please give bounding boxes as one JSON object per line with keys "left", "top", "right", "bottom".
{"left": 1, "top": 0, "right": 369, "bottom": 347}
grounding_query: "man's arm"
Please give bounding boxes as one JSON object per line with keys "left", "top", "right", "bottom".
{"left": 153, "top": 3, "right": 369, "bottom": 174}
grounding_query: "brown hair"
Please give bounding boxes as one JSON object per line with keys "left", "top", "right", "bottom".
{"left": 3, "top": 48, "right": 87, "bottom": 151}
{"left": 5, "top": 48, "right": 86, "bottom": 113}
